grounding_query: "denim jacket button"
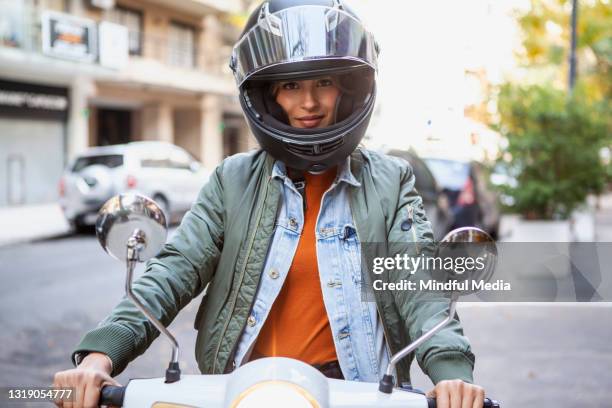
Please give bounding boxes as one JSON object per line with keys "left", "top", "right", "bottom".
{"left": 269, "top": 269, "right": 279, "bottom": 279}
{"left": 289, "top": 218, "right": 298, "bottom": 228}
{"left": 247, "top": 315, "right": 256, "bottom": 327}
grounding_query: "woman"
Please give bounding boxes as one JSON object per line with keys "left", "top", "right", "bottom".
{"left": 54, "top": 2, "right": 485, "bottom": 408}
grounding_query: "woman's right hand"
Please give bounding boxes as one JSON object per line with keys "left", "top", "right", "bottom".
{"left": 53, "top": 352, "right": 119, "bottom": 408}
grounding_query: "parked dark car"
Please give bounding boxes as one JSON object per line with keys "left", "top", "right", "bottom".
{"left": 386, "top": 149, "right": 454, "bottom": 240}
{"left": 424, "top": 157, "right": 500, "bottom": 239}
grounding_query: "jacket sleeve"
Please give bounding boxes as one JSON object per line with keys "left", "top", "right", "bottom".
{"left": 72, "top": 163, "right": 226, "bottom": 376}
{"left": 388, "top": 160, "right": 475, "bottom": 385}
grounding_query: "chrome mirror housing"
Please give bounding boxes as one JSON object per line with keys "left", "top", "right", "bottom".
{"left": 96, "top": 194, "right": 167, "bottom": 263}
{"left": 434, "top": 226, "right": 498, "bottom": 294}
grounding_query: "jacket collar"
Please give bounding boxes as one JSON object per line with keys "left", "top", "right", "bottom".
{"left": 271, "top": 155, "right": 361, "bottom": 188}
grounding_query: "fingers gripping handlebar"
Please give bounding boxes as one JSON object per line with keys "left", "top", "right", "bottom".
{"left": 427, "top": 397, "right": 500, "bottom": 408}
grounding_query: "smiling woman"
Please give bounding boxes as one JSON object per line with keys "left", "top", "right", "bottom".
{"left": 272, "top": 76, "right": 341, "bottom": 129}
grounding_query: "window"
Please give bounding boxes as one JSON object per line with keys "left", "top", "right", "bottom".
{"left": 0, "top": 0, "right": 25, "bottom": 47}
{"left": 168, "top": 21, "right": 195, "bottom": 68}
{"left": 168, "top": 148, "right": 193, "bottom": 170}
{"left": 108, "top": 5, "right": 143, "bottom": 55}
{"left": 72, "top": 155, "right": 124, "bottom": 172}
{"left": 425, "top": 159, "right": 471, "bottom": 190}
{"left": 140, "top": 148, "right": 194, "bottom": 170}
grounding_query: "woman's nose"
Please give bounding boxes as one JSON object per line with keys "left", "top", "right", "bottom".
{"left": 300, "top": 87, "right": 319, "bottom": 110}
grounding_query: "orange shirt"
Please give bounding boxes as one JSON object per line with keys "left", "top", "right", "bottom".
{"left": 251, "top": 168, "right": 338, "bottom": 365}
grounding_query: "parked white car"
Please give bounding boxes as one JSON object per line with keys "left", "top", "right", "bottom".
{"left": 59, "top": 142, "right": 210, "bottom": 231}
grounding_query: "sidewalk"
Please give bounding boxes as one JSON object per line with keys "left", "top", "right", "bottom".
{"left": 0, "top": 203, "right": 70, "bottom": 247}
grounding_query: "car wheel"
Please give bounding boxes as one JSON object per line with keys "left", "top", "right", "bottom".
{"left": 71, "top": 216, "right": 91, "bottom": 234}
{"left": 153, "top": 194, "right": 171, "bottom": 224}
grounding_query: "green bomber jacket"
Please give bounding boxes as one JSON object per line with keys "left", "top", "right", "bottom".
{"left": 73, "top": 148, "right": 475, "bottom": 385}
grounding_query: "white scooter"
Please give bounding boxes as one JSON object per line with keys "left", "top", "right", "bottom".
{"left": 94, "top": 194, "right": 501, "bottom": 408}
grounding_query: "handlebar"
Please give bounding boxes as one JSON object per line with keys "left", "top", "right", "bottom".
{"left": 99, "top": 385, "right": 126, "bottom": 407}
{"left": 99, "top": 384, "right": 499, "bottom": 407}
{"left": 427, "top": 397, "right": 500, "bottom": 408}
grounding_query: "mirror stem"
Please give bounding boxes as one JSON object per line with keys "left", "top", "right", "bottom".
{"left": 379, "top": 294, "right": 458, "bottom": 394}
{"left": 126, "top": 230, "right": 181, "bottom": 383}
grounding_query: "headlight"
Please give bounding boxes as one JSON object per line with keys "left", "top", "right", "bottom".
{"left": 231, "top": 380, "right": 320, "bottom": 408}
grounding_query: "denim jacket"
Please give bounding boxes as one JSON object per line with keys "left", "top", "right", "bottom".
{"left": 234, "top": 158, "right": 391, "bottom": 381}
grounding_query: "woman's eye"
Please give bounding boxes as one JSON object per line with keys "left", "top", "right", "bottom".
{"left": 282, "top": 82, "right": 299, "bottom": 90}
{"left": 317, "top": 79, "right": 333, "bottom": 87}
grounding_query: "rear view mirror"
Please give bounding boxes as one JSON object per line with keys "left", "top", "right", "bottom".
{"left": 434, "top": 226, "right": 498, "bottom": 295}
{"left": 96, "top": 194, "right": 167, "bottom": 263}
{"left": 95, "top": 194, "right": 180, "bottom": 383}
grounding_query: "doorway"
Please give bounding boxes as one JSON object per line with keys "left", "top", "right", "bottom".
{"left": 97, "top": 108, "right": 132, "bottom": 146}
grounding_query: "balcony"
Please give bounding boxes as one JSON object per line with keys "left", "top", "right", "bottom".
{"left": 0, "top": 5, "right": 236, "bottom": 94}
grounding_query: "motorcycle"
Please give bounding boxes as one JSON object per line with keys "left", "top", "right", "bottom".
{"left": 94, "top": 194, "right": 501, "bottom": 408}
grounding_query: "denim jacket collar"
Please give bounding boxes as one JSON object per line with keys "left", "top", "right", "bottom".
{"left": 271, "top": 156, "right": 361, "bottom": 188}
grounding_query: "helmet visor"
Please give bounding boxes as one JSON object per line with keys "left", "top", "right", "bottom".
{"left": 231, "top": 5, "right": 379, "bottom": 86}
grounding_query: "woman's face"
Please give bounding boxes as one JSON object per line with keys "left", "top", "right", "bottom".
{"left": 274, "top": 76, "right": 340, "bottom": 129}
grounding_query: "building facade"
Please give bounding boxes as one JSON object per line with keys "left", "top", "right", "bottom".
{"left": 0, "top": 0, "right": 255, "bottom": 207}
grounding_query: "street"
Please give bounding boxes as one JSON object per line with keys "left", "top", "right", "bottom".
{"left": 0, "top": 231, "right": 611, "bottom": 407}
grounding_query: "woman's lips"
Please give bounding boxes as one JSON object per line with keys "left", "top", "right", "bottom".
{"left": 296, "top": 115, "right": 324, "bottom": 128}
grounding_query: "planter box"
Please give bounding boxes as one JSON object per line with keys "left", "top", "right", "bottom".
{"left": 500, "top": 216, "right": 571, "bottom": 278}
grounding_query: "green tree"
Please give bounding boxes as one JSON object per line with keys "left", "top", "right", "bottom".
{"left": 492, "top": 0, "right": 611, "bottom": 219}
{"left": 496, "top": 83, "right": 608, "bottom": 219}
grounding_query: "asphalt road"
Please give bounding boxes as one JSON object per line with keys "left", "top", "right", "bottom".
{"left": 0, "top": 230, "right": 610, "bottom": 407}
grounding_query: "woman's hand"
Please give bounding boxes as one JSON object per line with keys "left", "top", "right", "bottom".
{"left": 426, "top": 379, "right": 485, "bottom": 408}
{"left": 53, "top": 352, "right": 119, "bottom": 408}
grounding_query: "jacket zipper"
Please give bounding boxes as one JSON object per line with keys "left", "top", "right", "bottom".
{"left": 212, "top": 176, "right": 272, "bottom": 374}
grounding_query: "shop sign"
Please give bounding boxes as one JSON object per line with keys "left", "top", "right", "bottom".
{"left": 0, "top": 79, "right": 69, "bottom": 120}
{"left": 42, "top": 11, "right": 97, "bottom": 62}
{"left": 99, "top": 21, "right": 129, "bottom": 70}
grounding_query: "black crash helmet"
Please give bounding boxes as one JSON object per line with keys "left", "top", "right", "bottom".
{"left": 230, "top": 0, "right": 379, "bottom": 172}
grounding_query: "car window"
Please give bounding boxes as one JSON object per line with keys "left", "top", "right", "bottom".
{"left": 72, "top": 154, "right": 123, "bottom": 172}
{"left": 140, "top": 148, "right": 171, "bottom": 168}
{"left": 425, "top": 159, "right": 470, "bottom": 190}
{"left": 140, "top": 147, "right": 193, "bottom": 170}
{"left": 168, "top": 148, "right": 192, "bottom": 170}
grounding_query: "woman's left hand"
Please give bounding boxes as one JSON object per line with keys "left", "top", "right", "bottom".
{"left": 426, "top": 379, "right": 485, "bottom": 408}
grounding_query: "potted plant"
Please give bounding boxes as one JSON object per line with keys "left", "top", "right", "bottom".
{"left": 494, "top": 84, "right": 608, "bottom": 245}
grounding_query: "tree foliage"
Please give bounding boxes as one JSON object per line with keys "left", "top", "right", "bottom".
{"left": 496, "top": 83, "right": 609, "bottom": 219}
{"left": 516, "top": 0, "right": 611, "bottom": 100}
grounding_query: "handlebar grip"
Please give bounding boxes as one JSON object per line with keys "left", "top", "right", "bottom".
{"left": 99, "top": 385, "right": 126, "bottom": 407}
{"left": 427, "top": 397, "right": 500, "bottom": 408}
